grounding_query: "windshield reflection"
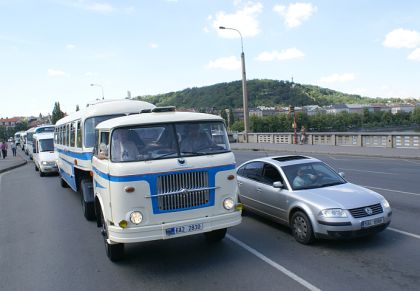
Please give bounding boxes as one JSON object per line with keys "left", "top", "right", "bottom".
{"left": 110, "top": 122, "right": 230, "bottom": 162}
{"left": 283, "top": 162, "right": 346, "bottom": 191}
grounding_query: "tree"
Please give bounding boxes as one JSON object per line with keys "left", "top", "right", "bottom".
{"left": 228, "top": 108, "right": 235, "bottom": 128}
{"left": 52, "top": 102, "right": 65, "bottom": 124}
{"left": 220, "top": 109, "right": 228, "bottom": 125}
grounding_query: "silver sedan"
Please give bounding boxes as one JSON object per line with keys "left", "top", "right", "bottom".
{"left": 236, "top": 155, "right": 392, "bottom": 244}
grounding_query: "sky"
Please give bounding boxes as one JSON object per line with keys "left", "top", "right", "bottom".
{"left": 1, "top": 0, "right": 420, "bottom": 118}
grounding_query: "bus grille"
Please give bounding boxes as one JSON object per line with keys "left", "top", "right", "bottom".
{"left": 156, "top": 171, "right": 210, "bottom": 211}
{"left": 349, "top": 203, "right": 383, "bottom": 218}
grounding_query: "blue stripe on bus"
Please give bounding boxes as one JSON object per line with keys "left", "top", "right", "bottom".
{"left": 92, "top": 164, "right": 235, "bottom": 214}
{"left": 59, "top": 168, "right": 77, "bottom": 191}
{"left": 56, "top": 148, "right": 93, "bottom": 160}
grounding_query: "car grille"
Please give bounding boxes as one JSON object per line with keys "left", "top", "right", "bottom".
{"left": 156, "top": 171, "right": 210, "bottom": 212}
{"left": 349, "top": 203, "right": 383, "bottom": 218}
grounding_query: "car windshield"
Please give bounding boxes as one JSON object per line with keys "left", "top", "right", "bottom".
{"left": 283, "top": 162, "right": 346, "bottom": 191}
{"left": 110, "top": 121, "right": 230, "bottom": 162}
{"left": 39, "top": 139, "right": 54, "bottom": 152}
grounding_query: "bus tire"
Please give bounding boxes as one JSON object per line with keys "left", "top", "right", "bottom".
{"left": 100, "top": 211, "right": 124, "bottom": 262}
{"left": 80, "top": 179, "right": 96, "bottom": 221}
{"left": 35, "top": 165, "right": 39, "bottom": 171}
{"left": 40, "top": 171, "right": 44, "bottom": 177}
{"left": 60, "top": 176, "right": 69, "bottom": 188}
{"left": 204, "top": 228, "right": 227, "bottom": 242}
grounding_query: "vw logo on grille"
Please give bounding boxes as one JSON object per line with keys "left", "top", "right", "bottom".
{"left": 178, "top": 158, "right": 186, "bottom": 165}
{"left": 364, "top": 207, "right": 373, "bottom": 215}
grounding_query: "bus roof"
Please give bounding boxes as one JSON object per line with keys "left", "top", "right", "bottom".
{"left": 96, "top": 111, "right": 224, "bottom": 130}
{"left": 55, "top": 99, "right": 155, "bottom": 125}
{"left": 33, "top": 132, "right": 54, "bottom": 140}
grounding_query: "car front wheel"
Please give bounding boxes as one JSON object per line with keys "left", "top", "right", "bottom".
{"left": 291, "top": 211, "right": 314, "bottom": 244}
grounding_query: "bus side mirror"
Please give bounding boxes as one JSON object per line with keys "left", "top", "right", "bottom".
{"left": 98, "top": 143, "right": 108, "bottom": 160}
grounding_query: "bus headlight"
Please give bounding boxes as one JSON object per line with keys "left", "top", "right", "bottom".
{"left": 130, "top": 211, "right": 143, "bottom": 224}
{"left": 223, "top": 198, "right": 235, "bottom": 210}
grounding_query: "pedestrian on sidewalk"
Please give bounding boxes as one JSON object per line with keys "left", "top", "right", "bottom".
{"left": 11, "top": 140, "right": 17, "bottom": 157}
{"left": 1, "top": 141, "right": 8, "bottom": 159}
{"left": 300, "top": 125, "right": 306, "bottom": 145}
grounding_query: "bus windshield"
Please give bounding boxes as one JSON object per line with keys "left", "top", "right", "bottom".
{"left": 110, "top": 121, "right": 230, "bottom": 162}
{"left": 36, "top": 127, "right": 54, "bottom": 133}
{"left": 85, "top": 114, "right": 124, "bottom": 148}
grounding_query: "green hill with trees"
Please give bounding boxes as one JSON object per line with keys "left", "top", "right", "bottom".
{"left": 134, "top": 79, "right": 406, "bottom": 109}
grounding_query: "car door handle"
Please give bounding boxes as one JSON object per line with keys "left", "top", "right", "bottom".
{"left": 257, "top": 188, "right": 262, "bottom": 192}
{"left": 238, "top": 182, "right": 243, "bottom": 186}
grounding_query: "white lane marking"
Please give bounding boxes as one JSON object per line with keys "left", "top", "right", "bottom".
{"left": 363, "top": 185, "right": 420, "bottom": 197}
{"left": 227, "top": 234, "right": 322, "bottom": 291}
{"left": 340, "top": 168, "right": 395, "bottom": 175}
{"left": 388, "top": 228, "right": 420, "bottom": 240}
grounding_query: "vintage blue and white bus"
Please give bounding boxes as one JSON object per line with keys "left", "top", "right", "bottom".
{"left": 25, "top": 125, "right": 55, "bottom": 159}
{"left": 54, "top": 99, "right": 155, "bottom": 220}
{"left": 92, "top": 107, "right": 242, "bottom": 261}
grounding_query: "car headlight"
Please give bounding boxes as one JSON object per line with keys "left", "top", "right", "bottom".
{"left": 382, "top": 199, "right": 391, "bottom": 209}
{"left": 320, "top": 208, "right": 347, "bottom": 218}
{"left": 130, "top": 211, "right": 143, "bottom": 224}
{"left": 41, "top": 161, "right": 48, "bottom": 165}
{"left": 223, "top": 198, "right": 235, "bottom": 210}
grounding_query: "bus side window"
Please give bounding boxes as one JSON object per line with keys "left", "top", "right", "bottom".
{"left": 97, "top": 131, "right": 110, "bottom": 160}
{"left": 70, "top": 123, "right": 75, "bottom": 147}
{"left": 76, "top": 121, "right": 82, "bottom": 148}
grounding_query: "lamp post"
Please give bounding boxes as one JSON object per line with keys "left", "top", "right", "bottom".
{"left": 90, "top": 83, "right": 104, "bottom": 100}
{"left": 219, "top": 26, "right": 249, "bottom": 142}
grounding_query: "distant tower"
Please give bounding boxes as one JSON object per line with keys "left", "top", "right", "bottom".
{"left": 127, "top": 91, "right": 132, "bottom": 99}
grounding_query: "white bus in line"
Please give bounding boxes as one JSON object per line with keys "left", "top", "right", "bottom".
{"left": 54, "top": 99, "right": 155, "bottom": 221}
{"left": 92, "top": 107, "right": 242, "bottom": 261}
{"left": 25, "top": 125, "right": 55, "bottom": 159}
{"left": 33, "top": 132, "right": 58, "bottom": 176}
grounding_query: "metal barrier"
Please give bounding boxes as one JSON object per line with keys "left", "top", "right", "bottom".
{"left": 235, "top": 132, "right": 420, "bottom": 149}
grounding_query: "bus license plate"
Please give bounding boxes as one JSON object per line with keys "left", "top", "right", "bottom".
{"left": 361, "top": 217, "right": 384, "bottom": 228}
{"left": 165, "top": 223, "right": 203, "bottom": 236}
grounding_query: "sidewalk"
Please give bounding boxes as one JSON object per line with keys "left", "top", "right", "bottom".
{"left": 0, "top": 149, "right": 27, "bottom": 174}
{"left": 231, "top": 142, "right": 420, "bottom": 159}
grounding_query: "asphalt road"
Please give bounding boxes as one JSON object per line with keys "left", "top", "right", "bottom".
{"left": 0, "top": 150, "right": 419, "bottom": 291}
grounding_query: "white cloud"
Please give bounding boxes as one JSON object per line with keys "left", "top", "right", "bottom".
{"left": 408, "top": 48, "right": 420, "bottom": 61}
{"left": 273, "top": 3, "right": 317, "bottom": 28}
{"left": 319, "top": 73, "right": 355, "bottom": 83}
{"left": 383, "top": 28, "right": 420, "bottom": 48}
{"left": 66, "top": 44, "right": 76, "bottom": 50}
{"left": 84, "top": 72, "right": 94, "bottom": 76}
{"left": 211, "top": 2, "right": 263, "bottom": 38}
{"left": 87, "top": 3, "right": 114, "bottom": 13}
{"left": 206, "top": 56, "right": 241, "bottom": 70}
{"left": 148, "top": 42, "right": 159, "bottom": 49}
{"left": 48, "top": 69, "right": 67, "bottom": 77}
{"left": 256, "top": 48, "right": 305, "bottom": 61}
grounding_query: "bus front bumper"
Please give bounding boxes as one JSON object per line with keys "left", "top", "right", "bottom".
{"left": 107, "top": 211, "right": 242, "bottom": 244}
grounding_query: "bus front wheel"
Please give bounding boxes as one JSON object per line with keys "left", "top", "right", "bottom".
{"left": 204, "top": 228, "right": 227, "bottom": 242}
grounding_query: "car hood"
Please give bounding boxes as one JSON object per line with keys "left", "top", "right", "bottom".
{"left": 38, "top": 151, "right": 58, "bottom": 162}
{"left": 294, "top": 183, "right": 384, "bottom": 210}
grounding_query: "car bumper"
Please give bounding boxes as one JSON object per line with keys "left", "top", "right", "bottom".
{"left": 107, "top": 211, "right": 242, "bottom": 244}
{"left": 314, "top": 211, "right": 392, "bottom": 239}
{"left": 40, "top": 165, "right": 59, "bottom": 173}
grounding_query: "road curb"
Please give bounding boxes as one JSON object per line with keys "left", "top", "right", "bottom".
{"left": 0, "top": 159, "right": 28, "bottom": 174}
{"left": 230, "top": 145, "right": 420, "bottom": 160}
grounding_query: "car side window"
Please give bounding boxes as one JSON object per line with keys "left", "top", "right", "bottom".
{"left": 243, "top": 162, "right": 264, "bottom": 182}
{"left": 261, "top": 163, "right": 283, "bottom": 185}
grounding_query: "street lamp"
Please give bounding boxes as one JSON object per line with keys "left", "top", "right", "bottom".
{"left": 219, "top": 26, "right": 250, "bottom": 142}
{"left": 90, "top": 83, "right": 104, "bottom": 100}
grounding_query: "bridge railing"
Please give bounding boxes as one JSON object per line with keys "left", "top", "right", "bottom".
{"left": 234, "top": 132, "right": 420, "bottom": 149}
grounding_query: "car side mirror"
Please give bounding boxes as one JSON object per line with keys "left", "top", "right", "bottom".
{"left": 273, "top": 181, "right": 284, "bottom": 188}
{"left": 339, "top": 172, "right": 346, "bottom": 179}
{"left": 33, "top": 148, "right": 36, "bottom": 153}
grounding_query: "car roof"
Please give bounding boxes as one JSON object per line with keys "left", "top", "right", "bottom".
{"left": 241, "top": 155, "right": 321, "bottom": 167}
